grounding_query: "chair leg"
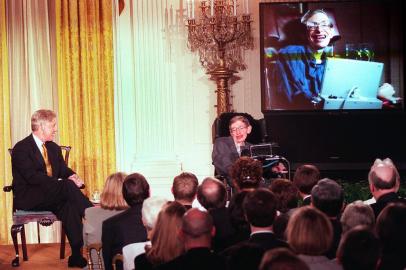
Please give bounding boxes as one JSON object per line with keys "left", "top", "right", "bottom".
{"left": 11, "top": 224, "right": 21, "bottom": 267}
{"left": 21, "top": 225, "right": 28, "bottom": 261}
{"left": 37, "top": 222, "right": 41, "bottom": 243}
{"left": 60, "top": 226, "right": 66, "bottom": 259}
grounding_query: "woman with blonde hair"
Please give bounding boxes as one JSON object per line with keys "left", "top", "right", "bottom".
{"left": 134, "top": 201, "right": 186, "bottom": 269}
{"left": 286, "top": 206, "right": 342, "bottom": 270}
{"left": 83, "top": 172, "right": 129, "bottom": 267}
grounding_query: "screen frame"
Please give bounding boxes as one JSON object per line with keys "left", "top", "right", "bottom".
{"left": 259, "top": 0, "right": 405, "bottom": 115}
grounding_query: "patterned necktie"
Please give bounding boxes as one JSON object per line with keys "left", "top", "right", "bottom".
{"left": 42, "top": 144, "right": 53, "bottom": 177}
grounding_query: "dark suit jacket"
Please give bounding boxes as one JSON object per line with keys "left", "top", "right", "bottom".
{"left": 371, "top": 192, "right": 406, "bottom": 217}
{"left": 11, "top": 134, "right": 75, "bottom": 210}
{"left": 209, "top": 207, "right": 237, "bottom": 252}
{"left": 156, "top": 247, "right": 226, "bottom": 270}
{"left": 212, "top": 136, "right": 252, "bottom": 180}
{"left": 102, "top": 204, "right": 147, "bottom": 270}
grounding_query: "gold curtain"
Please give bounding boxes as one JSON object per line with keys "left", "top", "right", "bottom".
{"left": 55, "top": 0, "right": 116, "bottom": 195}
{"left": 0, "top": 0, "right": 13, "bottom": 244}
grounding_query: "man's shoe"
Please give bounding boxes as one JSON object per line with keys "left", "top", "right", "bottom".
{"left": 68, "top": 255, "right": 88, "bottom": 268}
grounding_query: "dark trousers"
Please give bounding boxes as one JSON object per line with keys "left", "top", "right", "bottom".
{"left": 35, "top": 179, "right": 92, "bottom": 251}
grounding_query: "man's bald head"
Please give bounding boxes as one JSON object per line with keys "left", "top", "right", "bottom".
{"left": 197, "top": 177, "right": 226, "bottom": 209}
{"left": 368, "top": 158, "right": 400, "bottom": 190}
{"left": 181, "top": 208, "right": 214, "bottom": 238}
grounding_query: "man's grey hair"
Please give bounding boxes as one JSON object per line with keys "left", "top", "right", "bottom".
{"left": 141, "top": 196, "right": 168, "bottom": 230}
{"left": 301, "top": 9, "right": 331, "bottom": 24}
{"left": 340, "top": 200, "right": 375, "bottom": 233}
{"left": 31, "top": 109, "right": 56, "bottom": 131}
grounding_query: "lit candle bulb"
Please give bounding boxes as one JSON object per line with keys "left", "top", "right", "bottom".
{"left": 187, "top": 0, "right": 190, "bottom": 18}
{"left": 233, "top": 0, "right": 236, "bottom": 16}
{"left": 211, "top": 0, "right": 214, "bottom": 16}
{"left": 192, "top": 0, "right": 194, "bottom": 19}
{"left": 245, "top": 0, "right": 248, "bottom": 14}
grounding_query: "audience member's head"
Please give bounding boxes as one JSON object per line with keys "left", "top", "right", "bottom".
{"left": 243, "top": 188, "right": 277, "bottom": 229}
{"left": 273, "top": 212, "right": 292, "bottom": 241}
{"left": 197, "top": 177, "right": 227, "bottom": 210}
{"left": 122, "top": 173, "right": 150, "bottom": 207}
{"left": 340, "top": 201, "right": 375, "bottom": 234}
{"left": 337, "top": 226, "right": 381, "bottom": 270}
{"left": 100, "top": 172, "right": 129, "bottom": 210}
{"left": 172, "top": 172, "right": 199, "bottom": 206}
{"left": 286, "top": 206, "right": 333, "bottom": 256}
{"left": 269, "top": 178, "right": 299, "bottom": 213}
{"left": 180, "top": 208, "right": 214, "bottom": 250}
{"left": 231, "top": 156, "right": 263, "bottom": 191}
{"left": 228, "top": 190, "right": 250, "bottom": 237}
{"left": 146, "top": 201, "right": 186, "bottom": 265}
{"left": 311, "top": 178, "right": 344, "bottom": 217}
{"left": 368, "top": 158, "right": 400, "bottom": 199}
{"left": 260, "top": 248, "right": 310, "bottom": 270}
{"left": 141, "top": 196, "right": 169, "bottom": 231}
{"left": 293, "top": 164, "right": 320, "bottom": 197}
{"left": 376, "top": 202, "right": 406, "bottom": 254}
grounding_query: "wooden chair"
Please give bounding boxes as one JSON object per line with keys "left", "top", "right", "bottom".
{"left": 86, "top": 243, "right": 104, "bottom": 270}
{"left": 3, "top": 146, "right": 71, "bottom": 267}
{"left": 112, "top": 254, "right": 123, "bottom": 270}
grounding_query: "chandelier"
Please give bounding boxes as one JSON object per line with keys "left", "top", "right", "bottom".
{"left": 186, "top": 0, "right": 253, "bottom": 115}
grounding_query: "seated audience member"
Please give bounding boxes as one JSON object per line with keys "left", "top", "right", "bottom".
{"left": 172, "top": 172, "right": 199, "bottom": 209}
{"left": 122, "top": 196, "right": 168, "bottom": 270}
{"left": 260, "top": 248, "right": 310, "bottom": 270}
{"left": 340, "top": 201, "right": 375, "bottom": 234}
{"left": 286, "top": 206, "right": 342, "bottom": 270}
{"left": 230, "top": 156, "right": 263, "bottom": 192}
{"left": 133, "top": 201, "right": 186, "bottom": 269}
{"left": 156, "top": 208, "right": 226, "bottom": 270}
{"left": 269, "top": 178, "right": 300, "bottom": 213}
{"left": 197, "top": 177, "right": 236, "bottom": 252}
{"left": 223, "top": 189, "right": 288, "bottom": 269}
{"left": 311, "top": 178, "right": 344, "bottom": 259}
{"left": 273, "top": 9, "right": 336, "bottom": 110}
{"left": 368, "top": 158, "right": 406, "bottom": 217}
{"left": 212, "top": 115, "right": 252, "bottom": 187}
{"left": 272, "top": 212, "right": 291, "bottom": 241}
{"left": 336, "top": 226, "right": 381, "bottom": 270}
{"left": 102, "top": 173, "right": 150, "bottom": 270}
{"left": 375, "top": 203, "right": 406, "bottom": 270}
{"left": 228, "top": 190, "right": 251, "bottom": 243}
{"left": 83, "top": 172, "right": 129, "bottom": 268}
{"left": 293, "top": 164, "right": 320, "bottom": 205}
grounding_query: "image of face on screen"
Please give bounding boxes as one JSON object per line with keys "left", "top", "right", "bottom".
{"left": 304, "top": 11, "right": 333, "bottom": 50}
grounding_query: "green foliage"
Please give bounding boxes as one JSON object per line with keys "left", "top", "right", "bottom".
{"left": 336, "top": 179, "right": 406, "bottom": 204}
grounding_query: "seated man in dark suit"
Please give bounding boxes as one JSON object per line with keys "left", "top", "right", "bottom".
{"left": 156, "top": 208, "right": 226, "bottom": 270}
{"left": 212, "top": 115, "right": 252, "bottom": 186}
{"left": 223, "top": 189, "right": 289, "bottom": 269}
{"left": 11, "top": 109, "right": 92, "bottom": 268}
{"left": 102, "top": 173, "right": 150, "bottom": 270}
{"left": 368, "top": 158, "right": 406, "bottom": 217}
{"left": 197, "top": 177, "right": 236, "bottom": 252}
{"left": 172, "top": 172, "right": 199, "bottom": 209}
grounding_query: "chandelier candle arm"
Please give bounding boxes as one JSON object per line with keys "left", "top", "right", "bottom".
{"left": 186, "top": 0, "right": 253, "bottom": 115}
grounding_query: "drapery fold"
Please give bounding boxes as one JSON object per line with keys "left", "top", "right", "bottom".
{"left": 55, "top": 0, "right": 116, "bottom": 193}
{"left": 0, "top": 0, "right": 13, "bottom": 245}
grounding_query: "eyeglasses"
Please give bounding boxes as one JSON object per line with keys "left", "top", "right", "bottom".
{"left": 230, "top": 126, "right": 247, "bottom": 133}
{"left": 305, "top": 21, "right": 333, "bottom": 31}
